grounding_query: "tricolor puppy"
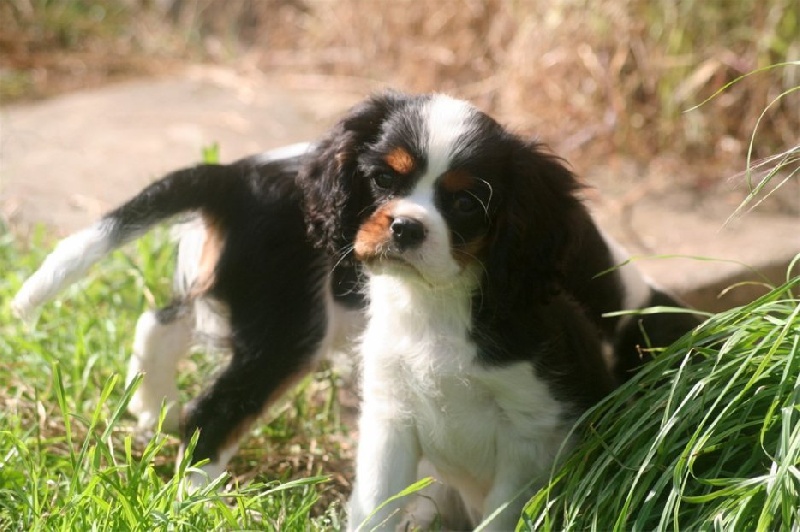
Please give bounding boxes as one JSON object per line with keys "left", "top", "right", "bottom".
{"left": 11, "top": 143, "right": 367, "bottom": 486}
{"left": 342, "top": 93, "right": 657, "bottom": 529}
{"left": 11, "top": 91, "right": 698, "bottom": 492}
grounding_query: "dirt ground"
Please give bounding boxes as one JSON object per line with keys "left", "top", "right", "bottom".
{"left": 1, "top": 65, "right": 798, "bottom": 311}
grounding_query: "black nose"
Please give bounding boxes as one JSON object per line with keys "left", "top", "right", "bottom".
{"left": 390, "top": 217, "right": 426, "bottom": 250}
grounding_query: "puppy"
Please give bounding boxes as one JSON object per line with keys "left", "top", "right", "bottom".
{"left": 12, "top": 91, "right": 698, "bottom": 489}
{"left": 12, "top": 143, "right": 365, "bottom": 486}
{"left": 340, "top": 93, "right": 677, "bottom": 529}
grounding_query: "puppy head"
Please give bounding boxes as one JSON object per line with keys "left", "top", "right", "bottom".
{"left": 308, "top": 92, "right": 584, "bottom": 304}
{"left": 352, "top": 93, "right": 498, "bottom": 286}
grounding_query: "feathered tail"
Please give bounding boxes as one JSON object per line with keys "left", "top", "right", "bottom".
{"left": 12, "top": 142, "right": 313, "bottom": 318}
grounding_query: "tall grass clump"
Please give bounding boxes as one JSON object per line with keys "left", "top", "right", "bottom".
{"left": 521, "top": 268, "right": 800, "bottom": 530}
{"left": 717, "top": 62, "right": 800, "bottom": 222}
{"left": 0, "top": 0, "right": 178, "bottom": 100}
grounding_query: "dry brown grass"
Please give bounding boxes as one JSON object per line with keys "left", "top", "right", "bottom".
{"left": 2, "top": 0, "right": 798, "bottom": 181}
{"left": 217, "top": 0, "right": 799, "bottom": 177}
{"left": 0, "top": 1, "right": 180, "bottom": 99}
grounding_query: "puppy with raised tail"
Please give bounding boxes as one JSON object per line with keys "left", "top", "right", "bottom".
{"left": 346, "top": 94, "right": 615, "bottom": 530}
{"left": 12, "top": 90, "right": 697, "bottom": 496}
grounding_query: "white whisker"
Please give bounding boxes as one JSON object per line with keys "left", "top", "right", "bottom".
{"left": 330, "top": 243, "right": 356, "bottom": 275}
{"left": 466, "top": 189, "right": 491, "bottom": 220}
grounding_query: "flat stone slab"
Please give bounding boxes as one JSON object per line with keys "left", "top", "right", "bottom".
{"left": 592, "top": 200, "right": 799, "bottom": 312}
{"left": 2, "top": 66, "right": 797, "bottom": 312}
{"left": 1, "top": 66, "right": 361, "bottom": 232}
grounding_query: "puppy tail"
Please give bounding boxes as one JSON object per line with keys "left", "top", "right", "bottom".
{"left": 11, "top": 163, "right": 247, "bottom": 319}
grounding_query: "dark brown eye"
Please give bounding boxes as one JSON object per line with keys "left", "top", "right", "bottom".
{"left": 373, "top": 173, "right": 394, "bottom": 189}
{"left": 452, "top": 192, "right": 480, "bottom": 214}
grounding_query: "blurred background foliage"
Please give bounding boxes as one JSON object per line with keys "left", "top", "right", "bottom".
{"left": 1, "top": 0, "right": 798, "bottom": 179}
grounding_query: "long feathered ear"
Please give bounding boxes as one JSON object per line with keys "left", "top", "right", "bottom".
{"left": 300, "top": 91, "right": 406, "bottom": 256}
{"left": 485, "top": 139, "right": 586, "bottom": 314}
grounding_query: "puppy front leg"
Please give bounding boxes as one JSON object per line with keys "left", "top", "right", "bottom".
{"left": 482, "top": 474, "right": 535, "bottom": 531}
{"left": 481, "top": 437, "right": 548, "bottom": 531}
{"left": 348, "top": 412, "right": 419, "bottom": 531}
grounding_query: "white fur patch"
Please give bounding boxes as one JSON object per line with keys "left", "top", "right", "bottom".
{"left": 603, "top": 231, "right": 653, "bottom": 312}
{"left": 12, "top": 220, "right": 117, "bottom": 319}
{"left": 173, "top": 218, "right": 232, "bottom": 343}
{"left": 423, "top": 95, "right": 475, "bottom": 183}
{"left": 248, "top": 141, "right": 315, "bottom": 164}
{"left": 172, "top": 217, "right": 206, "bottom": 296}
{"left": 350, "top": 269, "right": 573, "bottom": 530}
{"left": 387, "top": 197, "right": 463, "bottom": 284}
{"left": 181, "top": 444, "right": 238, "bottom": 495}
{"left": 126, "top": 309, "right": 192, "bottom": 434}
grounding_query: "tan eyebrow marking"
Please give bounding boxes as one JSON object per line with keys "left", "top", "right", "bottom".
{"left": 384, "top": 147, "right": 416, "bottom": 175}
{"left": 452, "top": 234, "right": 490, "bottom": 266}
{"left": 440, "top": 169, "right": 475, "bottom": 192}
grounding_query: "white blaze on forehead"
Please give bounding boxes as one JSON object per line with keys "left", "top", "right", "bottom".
{"left": 386, "top": 96, "right": 476, "bottom": 283}
{"left": 423, "top": 95, "right": 476, "bottom": 185}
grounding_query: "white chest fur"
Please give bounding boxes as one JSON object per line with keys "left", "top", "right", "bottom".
{"left": 352, "top": 271, "right": 575, "bottom": 530}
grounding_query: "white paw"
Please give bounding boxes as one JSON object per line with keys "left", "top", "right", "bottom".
{"left": 128, "top": 392, "right": 181, "bottom": 434}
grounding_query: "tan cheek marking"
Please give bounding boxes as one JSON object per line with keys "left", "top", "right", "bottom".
{"left": 440, "top": 169, "right": 475, "bottom": 192}
{"left": 452, "top": 234, "right": 490, "bottom": 267}
{"left": 354, "top": 204, "right": 396, "bottom": 260}
{"left": 385, "top": 147, "right": 416, "bottom": 175}
{"left": 190, "top": 215, "right": 224, "bottom": 298}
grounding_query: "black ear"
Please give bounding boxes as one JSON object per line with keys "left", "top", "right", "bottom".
{"left": 300, "top": 91, "right": 407, "bottom": 257}
{"left": 485, "top": 139, "right": 586, "bottom": 313}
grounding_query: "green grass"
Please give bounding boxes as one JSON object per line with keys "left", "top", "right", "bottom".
{"left": 4, "top": 227, "right": 799, "bottom": 530}
{"left": 3, "top": 209, "right": 798, "bottom": 529}
{"left": 0, "top": 228, "right": 351, "bottom": 530}
{"left": 522, "top": 267, "right": 800, "bottom": 530}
